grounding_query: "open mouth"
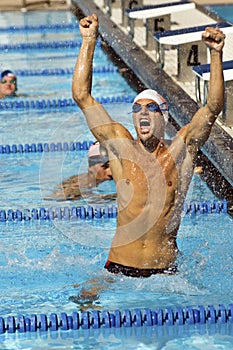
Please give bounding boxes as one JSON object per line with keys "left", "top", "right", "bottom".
{"left": 140, "top": 118, "right": 150, "bottom": 133}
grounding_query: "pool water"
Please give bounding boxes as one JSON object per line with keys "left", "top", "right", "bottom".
{"left": 0, "top": 212, "right": 232, "bottom": 349}
{"left": 206, "top": 5, "right": 233, "bottom": 24}
{"left": 0, "top": 8, "right": 232, "bottom": 350}
{"left": 0, "top": 52, "right": 131, "bottom": 99}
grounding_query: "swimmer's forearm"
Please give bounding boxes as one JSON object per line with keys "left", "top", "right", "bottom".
{"left": 72, "top": 36, "right": 97, "bottom": 109}
{"left": 185, "top": 33, "right": 224, "bottom": 148}
{"left": 207, "top": 49, "right": 224, "bottom": 117}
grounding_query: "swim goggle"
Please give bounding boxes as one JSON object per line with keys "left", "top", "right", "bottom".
{"left": 1, "top": 79, "right": 16, "bottom": 85}
{"left": 132, "top": 102, "right": 161, "bottom": 113}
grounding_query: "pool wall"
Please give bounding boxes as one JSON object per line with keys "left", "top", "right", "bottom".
{"left": 71, "top": 0, "right": 233, "bottom": 208}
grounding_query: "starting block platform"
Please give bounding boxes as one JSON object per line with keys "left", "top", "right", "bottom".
{"left": 154, "top": 21, "right": 233, "bottom": 82}
{"left": 193, "top": 60, "right": 233, "bottom": 127}
{"left": 125, "top": 0, "right": 195, "bottom": 49}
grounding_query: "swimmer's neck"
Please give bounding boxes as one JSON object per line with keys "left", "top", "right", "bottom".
{"left": 0, "top": 92, "right": 17, "bottom": 99}
{"left": 139, "top": 136, "right": 164, "bottom": 153}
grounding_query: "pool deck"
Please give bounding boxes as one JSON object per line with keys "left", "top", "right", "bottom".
{"left": 0, "top": 0, "right": 232, "bottom": 208}
{"left": 0, "top": 0, "right": 71, "bottom": 11}
{"left": 1, "top": 0, "right": 233, "bottom": 10}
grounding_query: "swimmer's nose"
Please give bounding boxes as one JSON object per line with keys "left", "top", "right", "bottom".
{"left": 140, "top": 105, "right": 148, "bottom": 114}
{"left": 105, "top": 168, "right": 112, "bottom": 180}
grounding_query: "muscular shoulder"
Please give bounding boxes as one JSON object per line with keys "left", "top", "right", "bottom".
{"left": 169, "top": 125, "right": 190, "bottom": 146}
{"left": 167, "top": 124, "right": 194, "bottom": 161}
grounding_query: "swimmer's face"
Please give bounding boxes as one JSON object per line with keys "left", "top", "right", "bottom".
{"left": 97, "top": 165, "right": 113, "bottom": 182}
{"left": 89, "top": 163, "right": 113, "bottom": 182}
{"left": 132, "top": 98, "right": 165, "bottom": 141}
{"left": 0, "top": 75, "right": 17, "bottom": 97}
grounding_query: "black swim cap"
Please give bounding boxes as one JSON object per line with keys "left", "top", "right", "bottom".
{"left": 1, "top": 70, "right": 16, "bottom": 79}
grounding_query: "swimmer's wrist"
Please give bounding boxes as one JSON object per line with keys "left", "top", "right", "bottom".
{"left": 82, "top": 34, "right": 98, "bottom": 42}
{"left": 210, "top": 49, "right": 223, "bottom": 59}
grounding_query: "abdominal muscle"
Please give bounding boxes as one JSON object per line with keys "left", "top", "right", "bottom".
{"left": 107, "top": 166, "right": 180, "bottom": 269}
{"left": 108, "top": 225, "right": 179, "bottom": 269}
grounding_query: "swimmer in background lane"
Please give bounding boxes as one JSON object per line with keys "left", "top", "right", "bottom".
{"left": 44, "top": 142, "right": 113, "bottom": 201}
{"left": 0, "top": 69, "right": 34, "bottom": 99}
{"left": 0, "top": 69, "right": 52, "bottom": 100}
{"left": 72, "top": 14, "right": 225, "bottom": 278}
{"left": 0, "top": 70, "right": 18, "bottom": 99}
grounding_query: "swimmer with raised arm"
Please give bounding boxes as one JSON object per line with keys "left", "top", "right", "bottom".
{"left": 72, "top": 14, "right": 225, "bottom": 278}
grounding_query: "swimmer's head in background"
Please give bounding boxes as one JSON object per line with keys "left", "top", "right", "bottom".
{"left": 1, "top": 70, "right": 17, "bottom": 90}
{"left": 88, "top": 142, "right": 109, "bottom": 167}
{"left": 133, "top": 89, "right": 169, "bottom": 124}
{"left": 1, "top": 70, "right": 16, "bottom": 79}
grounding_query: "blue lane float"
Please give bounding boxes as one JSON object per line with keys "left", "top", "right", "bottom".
{"left": 0, "top": 205, "right": 118, "bottom": 222}
{"left": 0, "top": 140, "right": 93, "bottom": 154}
{"left": 0, "top": 95, "right": 134, "bottom": 111}
{"left": 0, "top": 39, "right": 101, "bottom": 51}
{"left": 0, "top": 303, "right": 232, "bottom": 334}
{"left": 0, "top": 97, "right": 75, "bottom": 110}
{"left": 14, "top": 65, "right": 118, "bottom": 76}
{"left": 183, "top": 199, "right": 228, "bottom": 214}
{"left": 0, "top": 23, "right": 78, "bottom": 33}
{"left": 0, "top": 200, "right": 228, "bottom": 223}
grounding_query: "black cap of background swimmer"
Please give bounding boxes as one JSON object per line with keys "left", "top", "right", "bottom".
{"left": 1, "top": 70, "right": 16, "bottom": 79}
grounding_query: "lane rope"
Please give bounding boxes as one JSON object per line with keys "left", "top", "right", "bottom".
{"left": 0, "top": 200, "right": 228, "bottom": 222}
{"left": 0, "top": 96, "right": 134, "bottom": 111}
{"left": 14, "top": 65, "right": 118, "bottom": 76}
{"left": 0, "top": 303, "right": 232, "bottom": 333}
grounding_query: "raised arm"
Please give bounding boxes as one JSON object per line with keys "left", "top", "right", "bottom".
{"left": 72, "top": 14, "right": 133, "bottom": 143}
{"left": 183, "top": 27, "right": 225, "bottom": 151}
{"left": 72, "top": 14, "right": 99, "bottom": 110}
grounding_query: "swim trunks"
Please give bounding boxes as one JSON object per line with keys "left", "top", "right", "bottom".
{"left": 104, "top": 260, "right": 177, "bottom": 278}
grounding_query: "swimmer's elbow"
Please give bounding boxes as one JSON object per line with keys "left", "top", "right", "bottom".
{"left": 72, "top": 89, "right": 85, "bottom": 106}
{"left": 207, "top": 100, "right": 223, "bottom": 117}
{"left": 72, "top": 84, "right": 87, "bottom": 104}
{"left": 72, "top": 89, "right": 95, "bottom": 110}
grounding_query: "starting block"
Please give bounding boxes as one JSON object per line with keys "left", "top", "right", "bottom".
{"left": 154, "top": 21, "right": 233, "bottom": 82}
{"left": 193, "top": 60, "right": 233, "bottom": 127}
{"left": 125, "top": 1, "right": 195, "bottom": 49}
